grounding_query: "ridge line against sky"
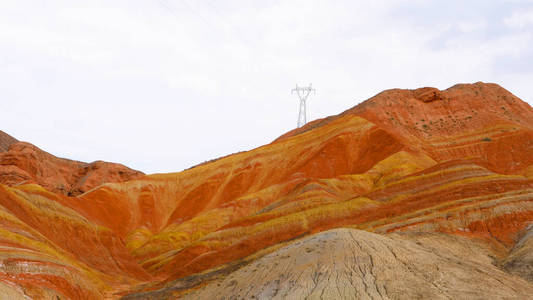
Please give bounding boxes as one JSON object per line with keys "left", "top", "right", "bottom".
{"left": 1, "top": 0, "right": 533, "bottom": 174}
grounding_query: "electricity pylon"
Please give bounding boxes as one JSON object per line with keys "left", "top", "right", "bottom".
{"left": 292, "top": 83, "right": 315, "bottom": 128}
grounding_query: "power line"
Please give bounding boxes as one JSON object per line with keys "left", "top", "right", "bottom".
{"left": 177, "top": 0, "right": 216, "bottom": 30}
{"left": 157, "top": 0, "right": 215, "bottom": 30}
{"left": 157, "top": 0, "right": 179, "bottom": 19}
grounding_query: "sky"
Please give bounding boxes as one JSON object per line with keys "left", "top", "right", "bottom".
{"left": 1, "top": 0, "right": 533, "bottom": 174}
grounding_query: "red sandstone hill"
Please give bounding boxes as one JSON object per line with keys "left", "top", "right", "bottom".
{"left": 0, "top": 140, "right": 145, "bottom": 196}
{"left": 1, "top": 82, "right": 533, "bottom": 299}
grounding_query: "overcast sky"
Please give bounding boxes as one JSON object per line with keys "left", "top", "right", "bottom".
{"left": 2, "top": 0, "right": 533, "bottom": 174}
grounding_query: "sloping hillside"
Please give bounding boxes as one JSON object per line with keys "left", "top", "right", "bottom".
{"left": 169, "top": 229, "right": 533, "bottom": 299}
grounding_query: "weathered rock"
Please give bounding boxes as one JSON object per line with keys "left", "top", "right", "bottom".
{"left": 0, "top": 130, "right": 17, "bottom": 152}
{"left": 503, "top": 224, "right": 533, "bottom": 282}
{"left": 129, "top": 229, "right": 533, "bottom": 299}
{"left": 0, "top": 141, "right": 144, "bottom": 195}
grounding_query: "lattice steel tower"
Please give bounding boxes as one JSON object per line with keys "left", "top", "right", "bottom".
{"left": 292, "top": 83, "right": 315, "bottom": 128}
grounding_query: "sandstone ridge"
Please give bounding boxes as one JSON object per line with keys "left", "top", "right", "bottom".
{"left": 0, "top": 141, "right": 144, "bottom": 196}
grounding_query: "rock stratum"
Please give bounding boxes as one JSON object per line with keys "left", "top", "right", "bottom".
{"left": 1, "top": 82, "right": 533, "bottom": 299}
{"left": 0, "top": 142, "right": 144, "bottom": 196}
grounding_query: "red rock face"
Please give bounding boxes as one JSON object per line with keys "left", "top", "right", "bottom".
{"left": 350, "top": 82, "right": 533, "bottom": 174}
{"left": 0, "top": 130, "right": 17, "bottom": 152}
{"left": 1, "top": 82, "right": 533, "bottom": 299}
{"left": 0, "top": 142, "right": 144, "bottom": 196}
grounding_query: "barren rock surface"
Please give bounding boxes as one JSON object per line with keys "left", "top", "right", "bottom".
{"left": 0, "top": 141, "right": 144, "bottom": 195}
{"left": 153, "top": 229, "right": 533, "bottom": 299}
{"left": 0, "top": 130, "right": 17, "bottom": 152}
{"left": 503, "top": 224, "right": 533, "bottom": 282}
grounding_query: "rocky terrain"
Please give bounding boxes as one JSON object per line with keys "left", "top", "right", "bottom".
{"left": 0, "top": 130, "right": 17, "bottom": 152}
{"left": 174, "top": 229, "right": 533, "bottom": 299}
{"left": 0, "top": 141, "right": 144, "bottom": 196}
{"left": 0, "top": 82, "right": 533, "bottom": 299}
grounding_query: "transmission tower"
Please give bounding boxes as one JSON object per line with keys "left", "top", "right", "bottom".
{"left": 292, "top": 83, "right": 316, "bottom": 128}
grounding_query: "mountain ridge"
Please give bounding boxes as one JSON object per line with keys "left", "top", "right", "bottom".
{"left": 0, "top": 140, "right": 145, "bottom": 196}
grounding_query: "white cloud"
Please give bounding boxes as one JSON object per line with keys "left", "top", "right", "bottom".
{"left": 504, "top": 9, "right": 533, "bottom": 27}
{"left": 457, "top": 20, "right": 488, "bottom": 32}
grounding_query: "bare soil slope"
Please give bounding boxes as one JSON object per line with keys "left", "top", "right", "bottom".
{"left": 129, "top": 228, "right": 533, "bottom": 299}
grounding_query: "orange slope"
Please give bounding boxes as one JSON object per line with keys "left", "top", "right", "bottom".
{"left": 75, "top": 83, "right": 533, "bottom": 287}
